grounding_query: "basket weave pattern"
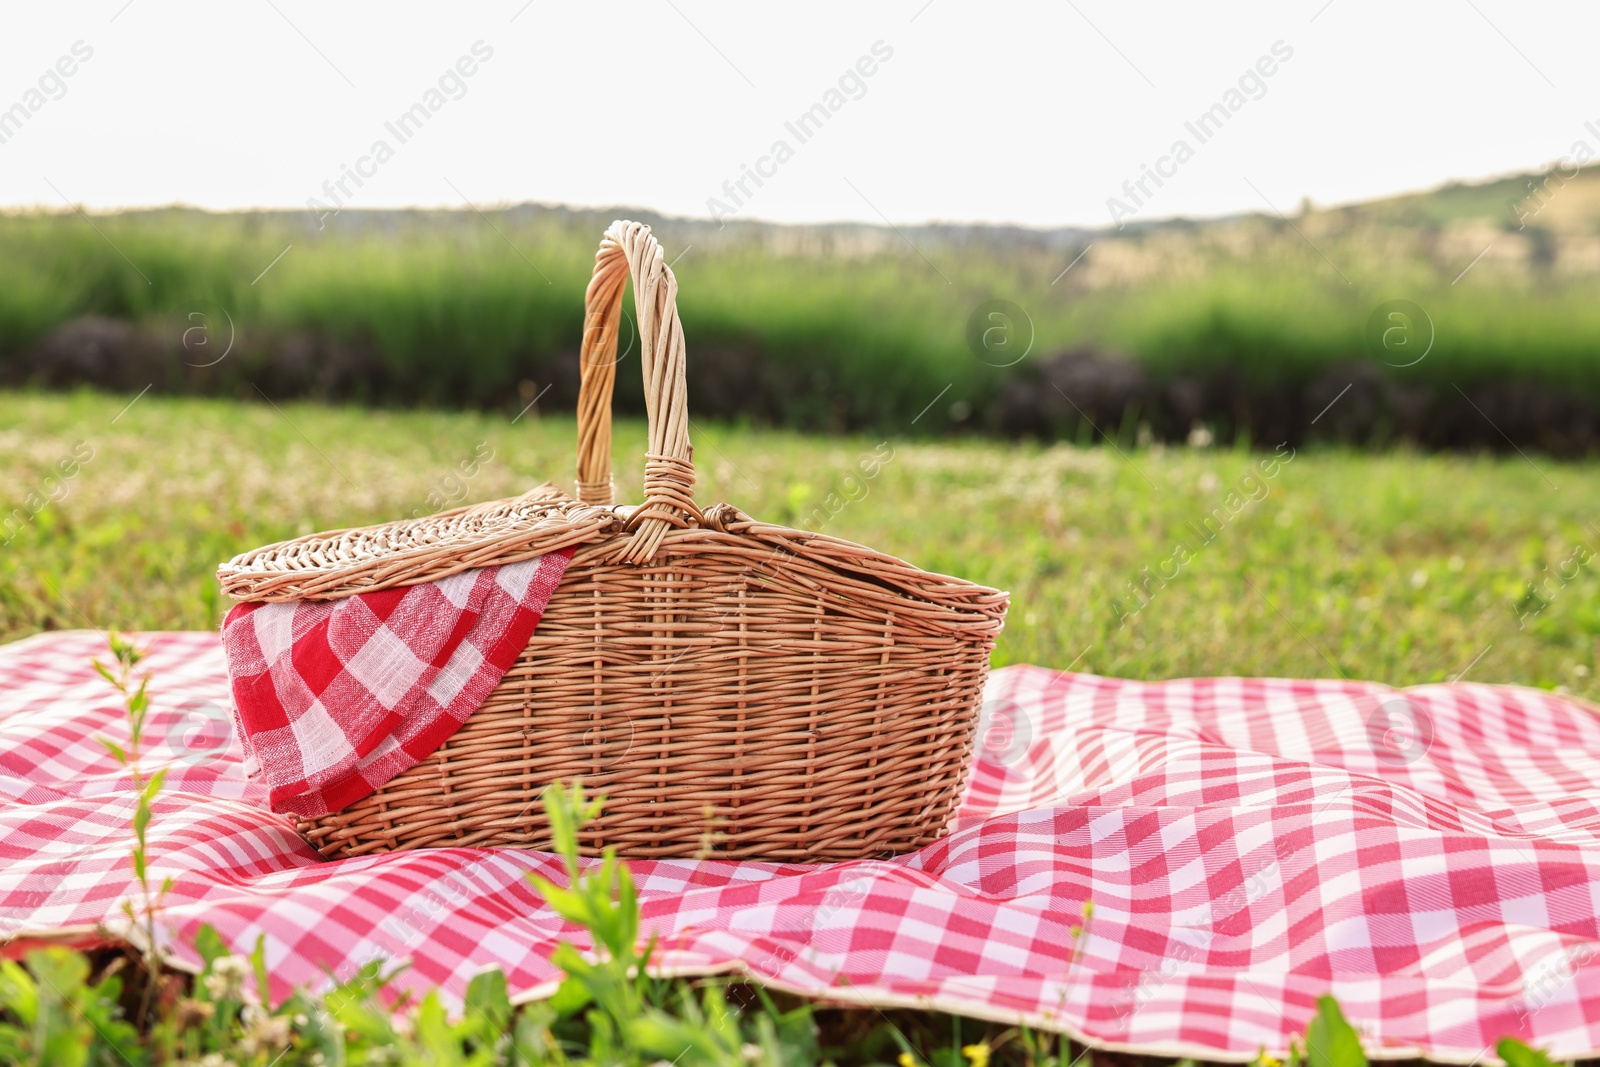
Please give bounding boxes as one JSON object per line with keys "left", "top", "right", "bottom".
{"left": 219, "top": 221, "right": 1008, "bottom": 862}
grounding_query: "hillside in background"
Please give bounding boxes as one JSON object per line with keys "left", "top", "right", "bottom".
{"left": 3, "top": 163, "right": 1599, "bottom": 452}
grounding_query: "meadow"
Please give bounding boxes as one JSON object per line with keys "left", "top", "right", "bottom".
{"left": 2, "top": 389, "right": 1595, "bottom": 700}
{"left": 3, "top": 169, "right": 1600, "bottom": 449}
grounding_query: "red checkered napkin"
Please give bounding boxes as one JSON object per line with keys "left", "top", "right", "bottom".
{"left": 220, "top": 552, "right": 571, "bottom": 818}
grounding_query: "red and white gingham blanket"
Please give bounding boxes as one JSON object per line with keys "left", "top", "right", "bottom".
{"left": 220, "top": 553, "right": 570, "bottom": 817}
{"left": 4, "top": 630, "right": 1600, "bottom": 1062}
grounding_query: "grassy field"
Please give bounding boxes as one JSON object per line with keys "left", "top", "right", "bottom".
{"left": 3, "top": 176, "right": 1600, "bottom": 441}
{"left": 2, "top": 388, "right": 1596, "bottom": 700}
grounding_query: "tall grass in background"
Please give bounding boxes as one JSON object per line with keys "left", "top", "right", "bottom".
{"left": 2, "top": 204, "right": 1598, "bottom": 436}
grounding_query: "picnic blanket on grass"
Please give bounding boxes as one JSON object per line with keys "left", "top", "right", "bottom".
{"left": 4, "top": 630, "right": 1600, "bottom": 1062}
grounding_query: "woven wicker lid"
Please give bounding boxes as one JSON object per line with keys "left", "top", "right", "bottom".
{"left": 217, "top": 483, "right": 632, "bottom": 602}
{"left": 219, "top": 486, "right": 1005, "bottom": 630}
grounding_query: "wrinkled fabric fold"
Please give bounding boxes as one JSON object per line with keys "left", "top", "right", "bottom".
{"left": 221, "top": 551, "right": 571, "bottom": 816}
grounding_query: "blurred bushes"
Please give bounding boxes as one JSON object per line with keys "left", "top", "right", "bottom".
{"left": 3, "top": 204, "right": 1599, "bottom": 452}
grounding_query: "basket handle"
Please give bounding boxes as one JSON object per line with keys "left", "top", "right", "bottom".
{"left": 574, "top": 220, "right": 697, "bottom": 563}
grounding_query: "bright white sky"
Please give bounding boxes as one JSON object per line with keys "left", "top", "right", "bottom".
{"left": 0, "top": 1, "right": 1594, "bottom": 229}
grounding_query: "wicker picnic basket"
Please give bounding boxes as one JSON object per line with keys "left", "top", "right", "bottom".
{"left": 218, "top": 220, "right": 1008, "bottom": 862}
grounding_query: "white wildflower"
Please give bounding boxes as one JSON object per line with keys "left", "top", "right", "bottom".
{"left": 204, "top": 955, "right": 249, "bottom": 1000}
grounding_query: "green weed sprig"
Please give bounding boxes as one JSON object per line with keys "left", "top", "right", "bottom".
{"left": 93, "top": 632, "right": 173, "bottom": 1026}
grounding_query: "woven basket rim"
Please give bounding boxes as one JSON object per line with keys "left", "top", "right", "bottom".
{"left": 219, "top": 483, "right": 1008, "bottom": 632}
{"left": 217, "top": 482, "right": 609, "bottom": 601}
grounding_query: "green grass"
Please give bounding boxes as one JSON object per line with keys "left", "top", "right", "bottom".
{"left": 2, "top": 200, "right": 1599, "bottom": 435}
{"left": 2, "top": 389, "right": 1596, "bottom": 700}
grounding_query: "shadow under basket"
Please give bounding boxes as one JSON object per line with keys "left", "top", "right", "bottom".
{"left": 218, "top": 220, "right": 1008, "bottom": 862}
